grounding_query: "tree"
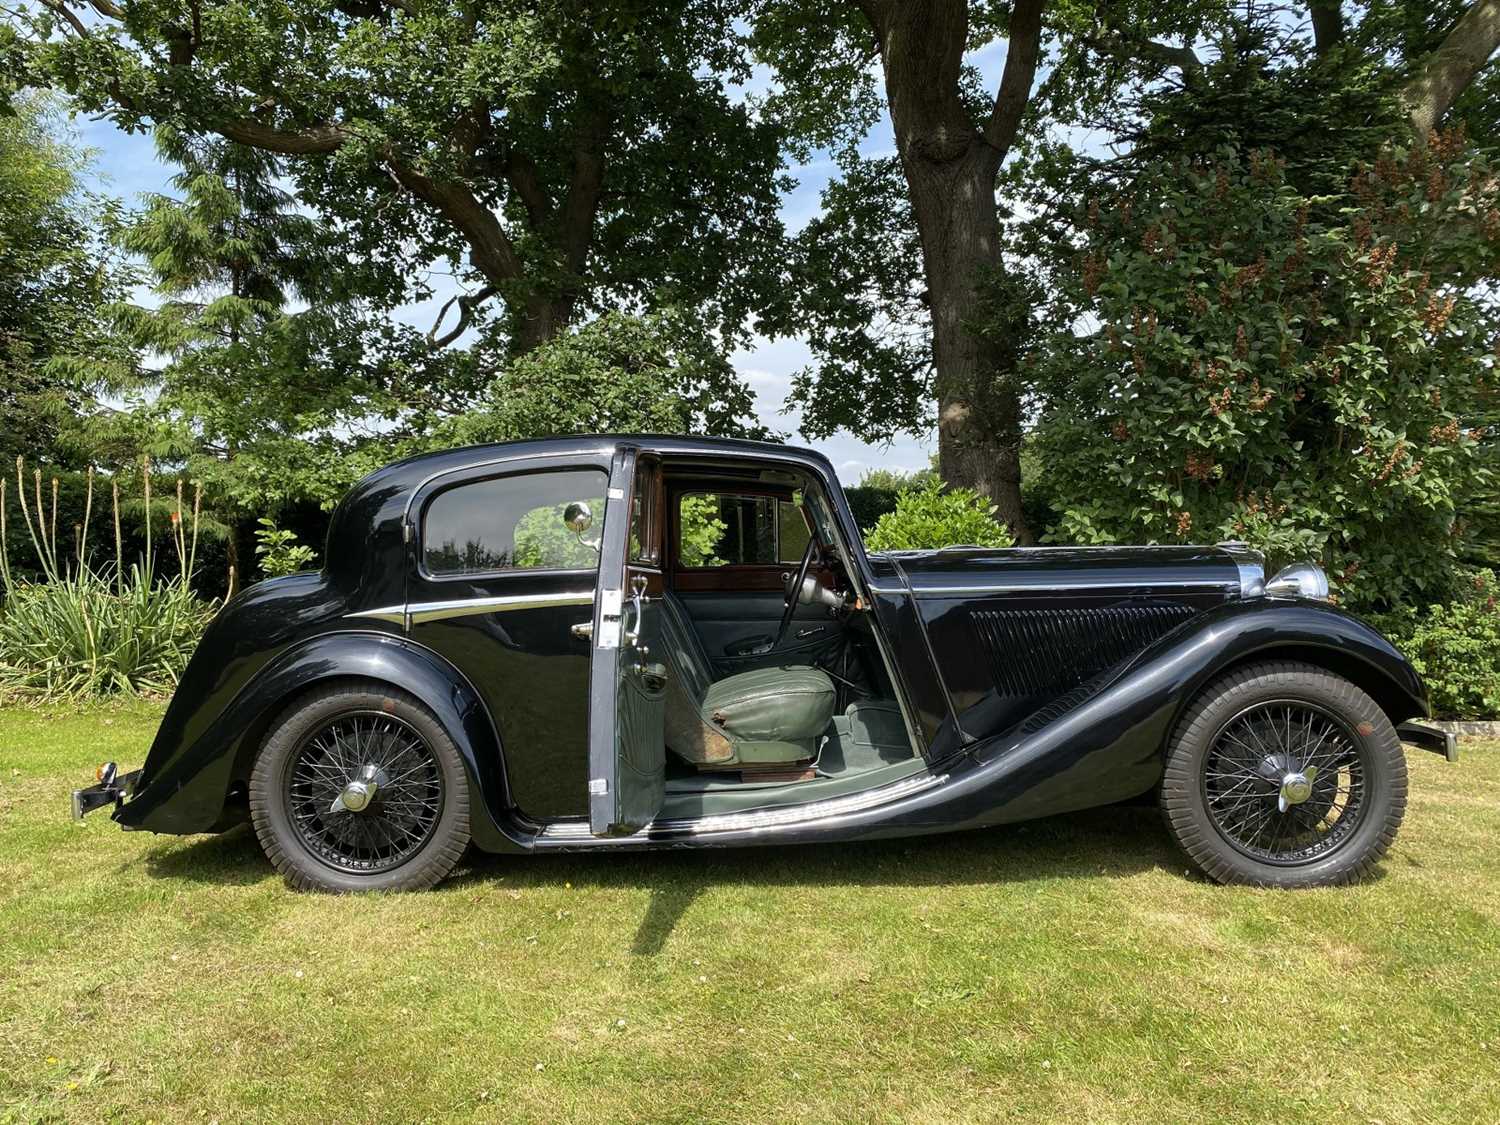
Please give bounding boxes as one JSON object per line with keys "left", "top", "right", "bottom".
{"left": 760, "top": 0, "right": 1500, "bottom": 541}
{"left": 759, "top": 0, "right": 1046, "bottom": 539}
{"left": 0, "top": 94, "right": 134, "bottom": 466}
{"left": 1028, "top": 137, "right": 1499, "bottom": 610}
{"left": 25, "top": 0, "right": 790, "bottom": 360}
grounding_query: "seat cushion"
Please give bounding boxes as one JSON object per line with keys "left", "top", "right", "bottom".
{"left": 701, "top": 666, "right": 837, "bottom": 747}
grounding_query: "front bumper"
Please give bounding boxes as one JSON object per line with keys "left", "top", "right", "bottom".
{"left": 1397, "top": 721, "right": 1458, "bottom": 763}
{"left": 71, "top": 765, "right": 142, "bottom": 820}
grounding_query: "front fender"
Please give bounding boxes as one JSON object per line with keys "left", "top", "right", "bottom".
{"left": 117, "top": 631, "right": 511, "bottom": 849}
{"left": 942, "top": 597, "right": 1429, "bottom": 827}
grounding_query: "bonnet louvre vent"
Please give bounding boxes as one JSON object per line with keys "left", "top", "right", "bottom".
{"left": 970, "top": 605, "right": 1194, "bottom": 699}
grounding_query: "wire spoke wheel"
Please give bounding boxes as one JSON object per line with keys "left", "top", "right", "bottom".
{"left": 284, "top": 711, "right": 444, "bottom": 874}
{"left": 1201, "top": 700, "right": 1370, "bottom": 866}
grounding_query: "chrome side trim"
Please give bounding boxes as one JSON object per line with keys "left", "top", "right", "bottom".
{"left": 345, "top": 606, "right": 407, "bottom": 625}
{"left": 882, "top": 578, "right": 1237, "bottom": 596}
{"left": 348, "top": 591, "right": 594, "bottom": 627}
{"left": 538, "top": 769, "right": 947, "bottom": 840}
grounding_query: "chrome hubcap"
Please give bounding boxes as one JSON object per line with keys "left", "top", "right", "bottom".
{"left": 330, "top": 764, "right": 388, "bottom": 814}
{"left": 1277, "top": 767, "right": 1317, "bottom": 813}
{"left": 1202, "top": 701, "right": 1369, "bottom": 866}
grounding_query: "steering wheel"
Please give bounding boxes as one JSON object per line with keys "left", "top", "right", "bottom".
{"left": 775, "top": 536, "right": 819, "bottom": 649}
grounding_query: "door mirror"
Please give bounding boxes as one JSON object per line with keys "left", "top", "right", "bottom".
{"left": 563, "top": 500, "right": 593, "bottom": 536}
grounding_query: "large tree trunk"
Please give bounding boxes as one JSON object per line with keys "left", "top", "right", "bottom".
{"left": 905, "top": 151, "right": 1028, "bottom": 539}
{"left": 1405, "top": 0, "right": 1500, "bottom": 138}
{"left": 863, "top": 0, "right": 1043, "bottom": 542}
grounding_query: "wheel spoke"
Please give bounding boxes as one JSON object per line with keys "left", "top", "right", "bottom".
{"left": 1200, "top": 700, "right": 1368, "bottom": 866}
{"left": 284, "top": 711, "right": 444, "bottom": 874}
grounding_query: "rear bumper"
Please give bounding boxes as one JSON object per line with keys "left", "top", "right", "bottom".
{"left": 71, "top": 767, "right": 142, "bottom": 820}
{"left": 1397, "top": 721, "right": 1458, "bottom": 763}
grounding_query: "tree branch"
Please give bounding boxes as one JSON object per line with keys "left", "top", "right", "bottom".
{"left": 1404, "top": 0, "right": 1500, "bottom": 138}
{"left": 386, "top": 161, "right": 525, "bottom": 286}
{"left": 502, "top": 151, "right": 550, "bottom": 231}
{"left": 427, "top": 285, "right": 498, "bottom": 348}
{"left": 217, "top": 119, "right": 351, "bottom": 155}
{"left": 1082, "top": 31, "right": 1202, "bottom": 85}
{"left": 981, "top": 0, "right": 1045, "bottom": 166}
{"left": 559, "top": 101, "right": 609, "bottom": 276}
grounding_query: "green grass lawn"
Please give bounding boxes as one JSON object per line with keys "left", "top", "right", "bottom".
{"left": 2, "top": 702, "right": 1498, "bottom": 1124}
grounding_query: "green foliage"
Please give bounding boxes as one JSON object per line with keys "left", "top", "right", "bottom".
{"left": 1370, "top": 572, "right": 1500, "bottom": 719}
{"left": 30, "top": 0, "right": 792, "bottom": 360}
{"left": 864, "top": 479, "right": 1014, "bottom": 552}
{"left": 253, "top": 520, "right": 316, "bottom": 579}
{"left": 677, "top": 494, "right": 728, "bottom": 567}
{"left": 1028, "top": 138, "right": 1499, "bottom": 609}
{"left": 0, "top": 568, "right": 213, "bottom": 699}
{"left": 843, "top": 465, "right": 936, "bottom": 532}
{"left": 420, "top": 310, "right": 768, "bottom": 454}
{"left": 512, "top": 503, "right": 605, "bottom": 571}
{"left": 0, "top": 462, "right": 215, "bottom": 700}
{"left": 0, "top": 96, "right": 135, "bottom": 466}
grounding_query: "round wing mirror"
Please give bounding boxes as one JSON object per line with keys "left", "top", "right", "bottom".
{"left": 563, "top": 501, "right": 593, "bottom": 536}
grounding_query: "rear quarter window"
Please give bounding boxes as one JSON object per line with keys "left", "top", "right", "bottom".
{"left": 422, "top": 468, "right": 607, "bottom": 575}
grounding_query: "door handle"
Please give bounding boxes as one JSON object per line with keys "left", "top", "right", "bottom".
{"left": 570, "top": 622, "right": 593, "bottom": 640}
{"left": 796, "top": 625, "right": 827, "bottom": 640}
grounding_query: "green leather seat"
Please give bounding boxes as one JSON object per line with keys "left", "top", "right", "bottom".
{"left": 656, "top": 591, "right": 836, "bottom": 769}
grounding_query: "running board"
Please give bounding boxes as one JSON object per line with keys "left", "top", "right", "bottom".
{"left": 1397, "top": 721, "right": 1458, "bottom": 763}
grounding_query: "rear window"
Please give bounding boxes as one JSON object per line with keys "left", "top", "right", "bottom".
{"left": 423, "top": 469, "right": 607, "bottom": 575}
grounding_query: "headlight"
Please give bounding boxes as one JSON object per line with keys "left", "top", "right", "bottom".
{"left": 1264, "top": 561, "right": 1330, "bottom": 600}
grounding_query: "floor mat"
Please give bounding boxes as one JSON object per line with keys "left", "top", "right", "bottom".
{"left": 817, "top": 700, "right": 913, "bottom": 778}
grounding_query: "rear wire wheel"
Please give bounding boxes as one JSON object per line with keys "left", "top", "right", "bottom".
{"left": 1161, "top": 662, "right": 1407, "bottom": 888}
{"left": 249, "top": 684, "right": 471, "bottom": 892}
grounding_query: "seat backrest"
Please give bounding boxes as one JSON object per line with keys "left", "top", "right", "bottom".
{"left": 656, "top": 589, "right": 715, "bottom": 704}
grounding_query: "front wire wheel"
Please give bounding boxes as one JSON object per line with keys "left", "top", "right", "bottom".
{"left": 1162, "top": 662, "right": 1407, "bottom": 887}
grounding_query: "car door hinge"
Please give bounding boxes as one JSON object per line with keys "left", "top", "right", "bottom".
{"left": 588, "top": 778, "right": 609, "bottom": 796}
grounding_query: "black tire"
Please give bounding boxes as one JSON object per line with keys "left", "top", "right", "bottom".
{"left": 1161, "top": 661, "right": 1407, "bottom": 888}
{"left": 249, "top": 683, "right": 471, "bottom": 892}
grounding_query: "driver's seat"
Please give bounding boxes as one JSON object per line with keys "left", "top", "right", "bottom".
{"left": 655, "top": 590, "right": 836, "bottom": 769}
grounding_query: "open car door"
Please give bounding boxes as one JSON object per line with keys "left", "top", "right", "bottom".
{"left": 587, "top": 446, "right": 669, "bottom": 836}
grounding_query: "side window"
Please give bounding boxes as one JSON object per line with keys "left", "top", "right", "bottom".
{"left": 423, "top": 468, "right": 607, "bottom": 576}
{"left": 630, "top": 461, "right": 661, "bottom": 565}
{"left": 678, "top": 492, "right": 811, "bottom": 567}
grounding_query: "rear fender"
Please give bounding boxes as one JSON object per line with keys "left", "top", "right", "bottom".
{"left": 117, "top": 632, "right": 513, "bottom": 849}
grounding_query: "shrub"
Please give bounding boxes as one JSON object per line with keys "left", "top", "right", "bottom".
{"left": 864, "top": 479, "right": 1014, "bottom": 551}
{"left": 253, "top": 518, "right": 316, "bottom": 578}
{"left": 0, "top": 459, "right": 216, "bottom": 700}
{"left": 1368, "top": 572, "right": 1500, "bottom": 720}
{"left": 1028, "top": 137, "right": 1499, "bottom": 611}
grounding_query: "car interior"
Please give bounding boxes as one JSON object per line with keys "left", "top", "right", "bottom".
{"left": 621, "top": 453, "right": 923, "bottom": 798}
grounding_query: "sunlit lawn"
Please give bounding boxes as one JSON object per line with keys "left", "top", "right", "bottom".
{"left": 1, "top": 700, "right": 1498, "bottom": 1123}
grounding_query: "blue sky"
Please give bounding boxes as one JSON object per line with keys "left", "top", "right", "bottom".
{"left": 71, "top": 42, "right": 1014, "bottom": 483}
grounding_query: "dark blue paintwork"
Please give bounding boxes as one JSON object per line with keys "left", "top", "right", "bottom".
{"left": 109, "top": 435, "right": 1431, "bottom": 855}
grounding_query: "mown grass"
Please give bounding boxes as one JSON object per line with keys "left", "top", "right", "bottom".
{"left": 1, "top": 702, "right": 1498, "bottom": 1124}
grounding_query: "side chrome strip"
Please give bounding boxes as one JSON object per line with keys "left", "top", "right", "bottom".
{"left": 871, "top": 578, "right": 1236, "bottom": 596}
{"left": 347, "top": 590, "right": 595, "bottom": 628}
{"left": 538, "top": 770, "right": 947, "bottom": 841}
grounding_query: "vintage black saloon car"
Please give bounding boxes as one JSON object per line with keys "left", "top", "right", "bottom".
{"left": 74, "top": 436, "right": 1455, "bottom": 891}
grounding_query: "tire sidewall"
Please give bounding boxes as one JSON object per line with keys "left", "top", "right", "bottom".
{"left": 250, "top": 686, "right": 471, "bottom": 892}
{"left": 1165, "top": 665, "right": 1406, "bottom": 887}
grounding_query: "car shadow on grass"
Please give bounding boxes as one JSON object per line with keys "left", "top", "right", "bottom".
{"left": 453, "top": 803, "right": 1183, "bottom": 955}
{"left": 139, "top": 804, "right": 1183, "bottom": 954}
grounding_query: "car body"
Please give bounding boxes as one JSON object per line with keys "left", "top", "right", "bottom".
{"left": 75, "top": 435, "right": 1456, "bottom": 890}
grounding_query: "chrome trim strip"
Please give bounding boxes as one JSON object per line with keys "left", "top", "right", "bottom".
{"left": 538, "top": 770, "right": 946, "bottom": 840}
{"left": 345, "top": 606, "right": 407, "bottom": 625}
{"left": 348, "top": 590, "right": 595, "bottom": 627}
{"left": 877, "top": 578, "right": 1237, "bottom": 596}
